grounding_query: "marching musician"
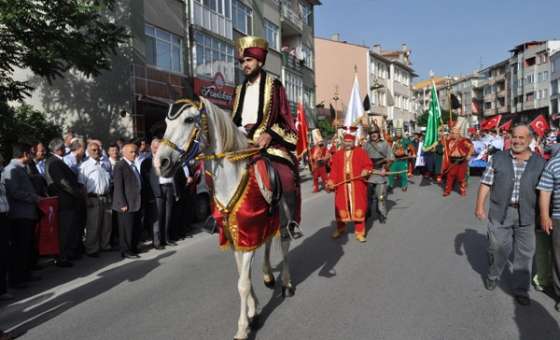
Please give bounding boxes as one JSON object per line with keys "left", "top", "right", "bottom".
{"left": 326, "top": 132, "right": 373, "bottom": 242}
{"left": 388, "top": 129, "right": 414, "bottom": 192}
{"left": 442, "top": 125, "right": 473, "bottom": 197}
{"left": 364, "top": 125, "right": 393, "bottom": 223}
{"left": 311, "top": 138, "right": 329, "bottom": 193}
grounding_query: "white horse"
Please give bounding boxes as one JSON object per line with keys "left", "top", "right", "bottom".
{"left": 155, "top": 97, "right": 295, "bottom": 340}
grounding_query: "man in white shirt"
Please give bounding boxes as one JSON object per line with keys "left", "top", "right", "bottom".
{"left": 79, "top": 142, "right": 112, "bottom": 257}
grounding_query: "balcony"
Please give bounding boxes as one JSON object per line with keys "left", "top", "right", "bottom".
{"left": 192, "top": 1, "right": 233, "bottom": 40}
{"left": 282, "top": 52, "right": 303, "bottom": 73}
{"left": 280, "top": 3, "right": 303, "bottom": 35}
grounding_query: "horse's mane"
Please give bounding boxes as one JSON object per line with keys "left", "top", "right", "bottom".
{"left": 202, "top": 97, "right": 249, "bottom": 153}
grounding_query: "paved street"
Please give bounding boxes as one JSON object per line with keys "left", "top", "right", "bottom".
{"left": 1, "top": 174, "right": 559, "bottom": 340}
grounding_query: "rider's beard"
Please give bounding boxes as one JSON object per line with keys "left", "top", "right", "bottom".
{"left": 245, "top": 65, "right": 262, "bottom": 82}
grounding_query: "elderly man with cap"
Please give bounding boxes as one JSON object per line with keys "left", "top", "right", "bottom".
{"left": 326, "top": 132, "right": 373, "bottom": 242}
{"left": 442, "top": 124, "right": 473, "bottom": 197}
{"left": 364, "top": 125, "right": 393, "bottom": 223}
{"left": 231, "top": 35, "right": 302, "bottom": 241}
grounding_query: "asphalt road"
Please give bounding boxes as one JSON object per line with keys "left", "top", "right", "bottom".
{"left": 1, "top": 173, "right": 559, "bottom": 340}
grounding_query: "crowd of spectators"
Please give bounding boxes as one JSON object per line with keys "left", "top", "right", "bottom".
{"left": 0, "top": 131, "right": 207, "bottom": 302}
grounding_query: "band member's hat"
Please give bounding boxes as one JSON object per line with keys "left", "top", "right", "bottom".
{"left": 236, "top": 36, "right": 268, "bottom": 63}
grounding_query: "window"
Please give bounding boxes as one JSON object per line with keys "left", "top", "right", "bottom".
{"left": 553, "top": 80, "right": 559, "bottom": 95}
{"left": 526, "top": 92, "right": 534, "bottom": 102}
{"left": 145, "top": 24, "right": 183, "bottom": 73}
{"left": 194, "top": 31, "right": 235, "bottom": 82}
{"left": 233, "top": 0, "right": 252, "bottom": 34}
{"left": 284, "top": 70, "right": 303, "bottom": 104}
{"left": 264, "top": 20, "right": 279, "bottom": 51}
{"left": 544, "top": 71, "right": 549, "bottom": 81}
{"left": 301, "top": 1, "right": 312, "bottom": 25}
{"left": 526, "top": 57, "right": 536, "bottom": 67}
{"left": 526, "top": 74, "right": 535, "bottom": 84}
{"left": 544, "top": 89, "right": 548, "bottom": 99}
{"left": 538, "top": 72, "right": 543, "bottom": 82}
{"left": 301, "top": 45, "right": 313, "bottom": 69}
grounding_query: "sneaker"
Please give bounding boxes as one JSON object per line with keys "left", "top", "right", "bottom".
{"left": 356, "top": 235, "right": 367, "bottom": 243}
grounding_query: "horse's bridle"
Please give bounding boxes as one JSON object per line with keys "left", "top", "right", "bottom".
{"left": 160, "top": 99, "right": 208, "bottom": 164}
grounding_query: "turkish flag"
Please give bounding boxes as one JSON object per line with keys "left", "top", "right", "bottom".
{"left": 295, "top": 102, "right": 309, "bottom": 158}
{"left": 499, "top": 119, "right": 512, "bottom": 131}
{"left": 530, "top": 114, "right": 550, "bottom": 137}
{"left": 36, "top": 197, "right": 60, "bottom": 256}
{"left": 480, "top": 115, "right": 502, "bottom": 130}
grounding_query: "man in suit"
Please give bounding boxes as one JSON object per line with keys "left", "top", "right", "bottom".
{"left": 112, "top": 143, "right": 142, "bottom": 259}
{"left": 141, "top": 138, "right": 179, "bottom": 249}
{"left": 2, "top": 143, "right": 43, "bottom": 287}
{"left": 45, "top": 138, "right": 84, "bottom": 267}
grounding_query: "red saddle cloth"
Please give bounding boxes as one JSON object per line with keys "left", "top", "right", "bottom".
{"left": 35, "top": 197, "right": 60, "bottom": 256}
{"left": 213, "top": 164, "right": 279, "bottom": 252}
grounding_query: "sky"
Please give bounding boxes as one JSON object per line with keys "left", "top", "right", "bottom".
{"left": 315, "top": 0, "right": 560, "bottom": 82}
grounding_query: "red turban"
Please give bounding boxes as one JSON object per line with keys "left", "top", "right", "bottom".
{"left": 242, "top": 47, "right": 268, "bottom": 63}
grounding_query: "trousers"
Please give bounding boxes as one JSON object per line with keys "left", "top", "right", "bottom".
{"left": 487, "top": 206, "right": 535, "bottom": 296}
{"left": 337, "top": 220, "right": 365, "bottom": 237}
{"left": 368, "top": 182, "right": 387, "bottom": 218}
{"left": 85, "top": 196, "right": 112, "bottom": 254}
{"left": 445, "top": 161, "right": 468, "bottom": 195}
{"left": 388, "top": 159, "right": 408, "bottom": 188}
{"left": 551, "top": 220, "right": 560, "bottom": 300}
{"left": 312, "top": 166, "right": 328, "bottom": 191}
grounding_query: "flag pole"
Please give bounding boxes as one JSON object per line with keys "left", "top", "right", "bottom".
{"left": 448, "top": 78, "right": 452, "bottom": 124}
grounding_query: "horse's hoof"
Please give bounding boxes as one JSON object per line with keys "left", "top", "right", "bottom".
{"left": 282, "top": 285, "right": 295, "bottom": 297}
{"left": 263, "top": 275, "right": 275, "bottom": 289}
{"left": 248, "top": 314, "right": 261, "bottom": 330}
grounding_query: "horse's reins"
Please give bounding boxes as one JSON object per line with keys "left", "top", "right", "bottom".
{"left": 160, "top": 99, "right": 262, "bottom": 163}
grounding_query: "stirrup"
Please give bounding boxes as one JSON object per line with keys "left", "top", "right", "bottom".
{"left": 286, "top": 221, "right": 303, "bottom": 240}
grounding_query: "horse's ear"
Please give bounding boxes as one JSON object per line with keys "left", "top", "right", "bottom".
{"left": 167, "top": 103, "right": 184, "bottom": 120}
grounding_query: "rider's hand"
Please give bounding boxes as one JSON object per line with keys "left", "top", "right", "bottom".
{"left": 361, "top": 169, "right": 370, "bottom": 178}
{"left": 256, "top": 133, "right": 272, "bottom": 149}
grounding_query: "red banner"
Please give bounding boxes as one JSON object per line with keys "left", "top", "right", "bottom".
{"left": 36, "top": 197, "right": 60, "bottom": 256}
{"left": 193, "top": 73, "right": 235, "bottom": 109}
{"left": 480, "top": 115, "right": 502, "bottom": 131}
{"left": 530, "top": 114, "right": 550, "bottom": 137}
{"left": 296, "top": 103, "right": 309, "bottom": 158}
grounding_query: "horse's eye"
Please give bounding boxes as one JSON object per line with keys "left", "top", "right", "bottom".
{"left": 184, "top": 117, "right": 194, "bottom": 124}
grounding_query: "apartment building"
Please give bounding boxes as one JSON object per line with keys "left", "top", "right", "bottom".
{"left": 550, "top": 50, "right": 560, "bottom": 123}
{"left": 479, "top": 60, "right": 509, "bottom": 117}
{"left": 509, "top": 40, "right": 560, "bottom": 117}
{"left": 16, "top": 0, "right": 191, "bottom": 141}
{"left": 412, "top": 76, "right": 449, "bottom": 113}
{"left": 315, "top": 36, "right": 417, "bottom": 129}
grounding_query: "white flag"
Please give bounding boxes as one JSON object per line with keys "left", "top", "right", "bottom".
{"left": 344, "top": 74, "right": 364, "bottom": 128}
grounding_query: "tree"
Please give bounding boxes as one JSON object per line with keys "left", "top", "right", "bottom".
{"left": 0, "top": 0, "right": 127, "bottom": 102}
{"left": 416, "top": 109, "right": 457, "bottom": 127}
{"left": 0, "top": 103, "right": 62, "bottom": 160}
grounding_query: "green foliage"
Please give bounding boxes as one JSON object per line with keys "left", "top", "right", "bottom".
{"left": 0, "top": 0, "right": 127, "bottom": 101}
{"left": 416, "top": 109, "right": 457, "bottom": 127}
{"left": 0, "top": 103, "right": 61, "bottom": 160}
{"left": 316, "top": 118, "right": 336, "bottom": 139}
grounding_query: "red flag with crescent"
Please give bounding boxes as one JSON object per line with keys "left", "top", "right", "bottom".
{"left": 499, "top": 119, "right": 512, "bottom": 132}
{"left": 530, "top": 114, "right": 549, "bottom": 137}
{"left": 295, "top": 102, "right": 309, "bottom": 158}
{"left": 480, "top": 115, "right": 502, "bottom": 131}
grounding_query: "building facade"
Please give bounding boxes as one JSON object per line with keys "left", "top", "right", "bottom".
{"left": 550, "top": 50, "right": 560, "bottom": 121}
{"left": 314, "top": 36, "right": 416, "bottom": 130}
{"left": 480, "top": 60, "right": 509, "bottom": 117}
{"left": 509, "top": 40, "right": 560, "bottom": 117}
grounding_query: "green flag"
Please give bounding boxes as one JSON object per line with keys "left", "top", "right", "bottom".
{"left": 423, "top": 83, "right": 442, "bottom": 151}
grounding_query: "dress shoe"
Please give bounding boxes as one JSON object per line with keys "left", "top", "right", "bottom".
{"left": 514, "top": 295, "right": 531, "bottom": 306}
{"left": 155, "top": 245, "right": 165, "bottom": 250}
{"left": 442, "top": 192, "right": 450, "bottom": 197}
{"left": 378, "top": 216, "right": 386, "bottom": 224}
{"left": 121, "top": 252, "right": 140, "bottom": 259}
{"left": 54, "top": 259, "right": 74, "bottom": 268}
{"left": 331, "top": 229, "right": 344, "bottom": 239}
{"left": 484, "top": 277, "right": 497, "bottom": 291}
{"left": 86, "top": 252, "right": 100, "bottom": 258}
{"left": 166, "top": 241, "right": 178, "bottom": 246}
{"left": 401, "top": 187, "right": 407, "bottom": 192}
{"left": 356, "top": 234, "right": 367, "bottom": 243}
